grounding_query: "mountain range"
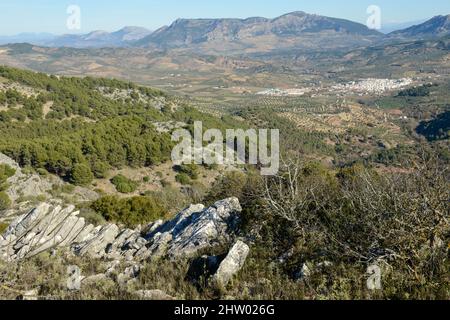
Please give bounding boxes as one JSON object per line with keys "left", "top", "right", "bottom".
{"left": 0, "top": 27, "right": 152, "bottom": 48}
{"left": 137, "top": 11, "right": 381, "bottom": 49}
{"left": 0, "top": 12, "right": 448, "bottom": 52}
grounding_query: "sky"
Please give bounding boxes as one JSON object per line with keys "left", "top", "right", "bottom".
{"left": 0, "top": 0, "right": 449, "bottom": 35}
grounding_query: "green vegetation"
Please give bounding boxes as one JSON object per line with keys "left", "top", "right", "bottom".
{"left": 0, "top": 66, "right": 248, "bottom": 186}
{"left": 110, "top": 175, "right": 139, "bottom": 193}
{"left": 0, "top": 164, "right": 15, "bottom": 210}
{"left": 0, "top": 117, "right": 174, "bottom": 183}
{"left": 203, "top": 157, "right": 449, "bottom": 300}
{"left": 0, "top": 64, "right": 448, "bottom": 300}
{"left": 0, "top": 164, "right": 15, "bottom": 191}
{"left": 398, "top": 85, "right": 431, "bottom": 97}
{"left": 175, "top": 164, "right": 199, "bottom": 180}
{"left": 0, "top": 222, "right": 8, "bottom": 234}
{"left": 70, "top": 163, "right": 94, "bottom": 186}
{"left": 90, "top": 195, "right": 167, "bottom": 228}
{"left": 416, "top": 110, "right": 450, "bottom": 141}
{"left": 0, "top": 192, "right": 11, "bottom": 210}
{"left": 175, "top": 173, "right": 192, "bottom": 185}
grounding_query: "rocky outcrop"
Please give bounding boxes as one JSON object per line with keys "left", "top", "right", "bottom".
{"left": 0, "top": 153, "right": 52, "bottom": 203}
{"left": 0, "top": 198, "right": 243, "bottom": 262}
{"left": 0, "top": 153, "right": 98, "bottom": 215}
{"left": 146, "top": 198, "right": 242, "bottom": 259}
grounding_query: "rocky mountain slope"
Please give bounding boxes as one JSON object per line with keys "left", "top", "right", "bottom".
{"left": 389, "top": 14, "right": 450, "bottom": 39}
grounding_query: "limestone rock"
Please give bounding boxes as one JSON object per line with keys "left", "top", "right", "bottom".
{"left": 74, "top": 224, "right": 120, "bottom": 258}
{"left": 82, "top": 273, "right": 108, "bottom": 285}
{"left": 294, "top": 263, "right": 312, "bottom": 281}
{"left": 67, "top": 265, "right": 82, "bottom": 291}
{"left": 212, "top": 240, "right": 250, "bottom": 287}
{"left": 134, "top": 289, "right": 175, "bottom": 300}
{"left": 147, "top": 198, "right": 242, "bottom": 258}
{"left": 0, "top": 198, "right": 243, "bottom": 263}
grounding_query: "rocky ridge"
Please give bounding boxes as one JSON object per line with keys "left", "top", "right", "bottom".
{"left": 0, "top": 197, "right": 243, "bottom": 262}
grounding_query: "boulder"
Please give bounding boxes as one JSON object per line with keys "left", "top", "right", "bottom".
{"left": 147, "top": 198, "right": 241, "bottom": 258}
{"left": 66, "top": 265, "right": 82, "bottom": 291}
{"left": 134, "top": 289, "right": 175, "bottom": 300}
{"left": 212, "top": 240, "right": 250, "bottom": 287}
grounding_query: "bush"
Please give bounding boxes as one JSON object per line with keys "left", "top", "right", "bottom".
{"left": 0, "top": 222, "right": 9, "bottom": 234}
{"left": 0, "top": 192, "right": 11, "bottom": 211}
{"left": 110, "top": 175, "right": 139, "bottom": 193}
{"left": 175, "top": 173, "right": 191, "bottom": 185}
{"left": 91, "top": 161, "right": 109, "bottom": 179}
{"left": 78, "top": 208, "right": 107, "bottom": 226}
{"left": 175, "top": 164, "right": 199, "bottom": 180}
{"left": 70, "top": 163, "right": 94, "bottom": 186}
{"left": 0, "top": 164, "right": 16, "bottom": 180}
{"left": 398, "top": 85, "right": 430, "bottom": 97}
{"left": 205, "top": 171, "right": 249, "bottom": 204}
{"left": 91, "top": 195, "right": 167, "bottom": 228}
{"left": 0, "top": 164, "right": 15, "bottom": 191}
{"left": 36, "top": 168, "right": 49, "bottom": 176}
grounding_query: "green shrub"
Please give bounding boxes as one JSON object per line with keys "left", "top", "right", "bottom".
{"left": 175, "top": 164, "right": 199, "bottom": 180}
{"left": 36, "top": 168, "right": 48, "bottom": 176}
{"left": 0, "top": 164, "right": 15, "bottom": 191}
{"left": 0, "top": 222, "right": 9, "bottom": 234}
{"left": 91, "top": 195, "right": 167, "bottom": 228}
{"left": 91, "top": 161, "right": 110, "bottom": 179}
{"left": 0, "top": 164, "right": 15, "bottom": 180}
{"left": 70, "top": 163, "right": 94, "bottom": 186}
{"left": 79, "top": 208, "right": 107, "bottom": 226}
{"left": 175, "top": 173, "right": 191, "bottom": 185}
{"left": 205, "top": 171, "right": 249, "bottom": 204}
{"left": 0, "top": 192, "right": 11, "bottom": 211}
{"left": 110, "top": 174, "right": 139, "bottom": 193}
{"left": 398, "top": 85, "right": 430, "bottom": 97}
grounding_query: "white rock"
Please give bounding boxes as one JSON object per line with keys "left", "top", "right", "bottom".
{"left": 212, "top": 240, "right": 250, "bottom": 287}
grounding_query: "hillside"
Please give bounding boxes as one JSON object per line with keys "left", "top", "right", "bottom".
{"left": 390, "top": 14, "right": 450, "bottom": 38}
{"left": 0, "top": 59, "right": 448, "bottom": 301}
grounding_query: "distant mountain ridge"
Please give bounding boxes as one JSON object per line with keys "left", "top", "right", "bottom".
{"left": 135, "top": 11, "right": 382, "bottom": 52}
{"left": 389, "top": 14, "right": 450, "bottom": 38}
{"left": 0, "top": 33, "right": 56, "bottom": 45}
{"left": 44, "top": 26, "right": 152, "bottom": 48}
{"left": 1, "top": 12, "right": 449, "bottom": 50}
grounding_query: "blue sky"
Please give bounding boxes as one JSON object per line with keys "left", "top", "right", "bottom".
{"left": 0, "top": 0, "right": 449, "bottom": 35}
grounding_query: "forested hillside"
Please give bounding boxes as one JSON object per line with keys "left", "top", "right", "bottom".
{"left": 0, "top": 66, "right": 240, "bottom": 185}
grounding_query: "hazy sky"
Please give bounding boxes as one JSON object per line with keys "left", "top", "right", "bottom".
{"left": 0, "top": 0, "right": 449, "bottom": 35}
